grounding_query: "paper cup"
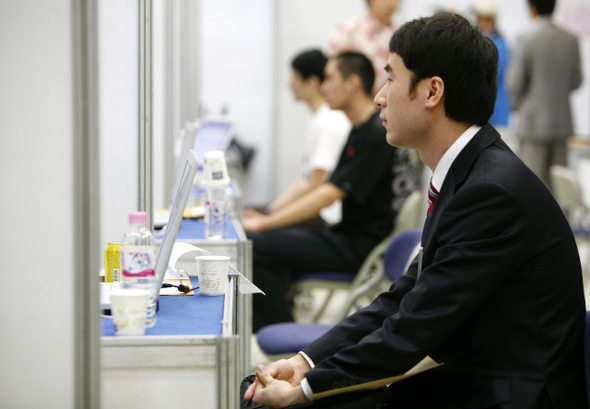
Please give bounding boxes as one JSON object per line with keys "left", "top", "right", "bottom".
{"left": 110, "top": 289, "right": 149, "bottom": 335}
{"left": 202, "top": 151, "right": 230, "bottom": 186}
{"left": 196, "top": 255, "right": 230, "bottom": 295}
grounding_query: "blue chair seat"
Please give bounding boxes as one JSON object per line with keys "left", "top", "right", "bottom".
{"left": 257, "top": 323, "right": 334, "bottom": 355}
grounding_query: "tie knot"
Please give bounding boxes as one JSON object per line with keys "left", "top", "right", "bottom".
{"left": 427, "top": 180, "right": 439, "bottom": 215}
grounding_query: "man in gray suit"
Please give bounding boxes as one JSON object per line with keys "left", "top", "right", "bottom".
{"left": 508, "top": 0, "right": 582, "bottom": 187}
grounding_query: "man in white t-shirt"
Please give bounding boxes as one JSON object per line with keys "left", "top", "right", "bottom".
{"left": 246, "top": 49, "right": 350, "bottom": 227}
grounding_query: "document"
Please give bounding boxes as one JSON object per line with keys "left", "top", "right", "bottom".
{"left": 312, "top": 356, "right": 442, "bottom": 400}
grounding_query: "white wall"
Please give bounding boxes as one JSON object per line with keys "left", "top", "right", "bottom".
{"left": 273, "top": 0, "right": 365, "bottom": 202}
{"left": 198, "top": 0, "right": 275, "bottom": 207}
{"left": 98, "top": 0, "right": 139, "bottom": 250}
{"left": 0, "top": 0, "right": 76, "bottom": 406}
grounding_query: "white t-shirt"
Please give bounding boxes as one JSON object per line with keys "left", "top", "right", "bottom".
{"left": 301, "top": 103, "right": 350, "bottom": 224}
{"left": 301, "top": 103, "right": 351, "bottom": 178}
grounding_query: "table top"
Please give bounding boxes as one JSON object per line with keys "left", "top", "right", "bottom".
{"left": 102, "top": 277, "right": 225, "bottom": 337}
{"left": 176, "top": 217, "right": 239, "bottom": 241}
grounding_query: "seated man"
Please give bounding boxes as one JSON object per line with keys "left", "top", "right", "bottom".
{"left": 246, "top": 13, "right": 587, "bottom": 408}
{"left": 256, "top": 49, "right": 351, "bottom": 228}
{"left": 243, "top": 52, "right": 418, "bottom": 332}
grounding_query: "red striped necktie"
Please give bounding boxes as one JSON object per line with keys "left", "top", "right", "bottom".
{"left": 427, "top": 180, "right": 439, "bottom": 215}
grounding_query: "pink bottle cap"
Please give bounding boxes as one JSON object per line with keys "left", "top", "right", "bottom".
{"left": 129, "top": 211, "right": 147, "bottom": 224}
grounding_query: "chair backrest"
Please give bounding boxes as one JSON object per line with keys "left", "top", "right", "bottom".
{"left": 344, "top": 190, "right": 424, "bottom": 289}
{"left": 550, "top": 165, "right": 584, "bottom": 208}
{"left": 298, "top": 190, "right": 425, "bottom": 323}
{"left": 334, "top": 228, "right": 423, "bottom": 322}
{"left": 550, "top": 165, "right": 590, "bottom": 229}
{"left": 392, "top": 189, "right": 425, "bottom": 235}
{"left": 383, "top": 229, "right": 423, "bottom": 282}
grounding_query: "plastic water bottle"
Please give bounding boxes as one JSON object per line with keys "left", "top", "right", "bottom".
{"left": 120, "top": 211, "right": 157, "bottom": 327}
{"left": 202, "top": 151, "right": 230, "bottom": 240}
{"left": 204, "top": 184, "right": 229, "bottom": 240}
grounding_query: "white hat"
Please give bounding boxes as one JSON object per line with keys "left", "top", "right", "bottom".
{"left": 474, "top": 0, "right": 499, "bottom": 18}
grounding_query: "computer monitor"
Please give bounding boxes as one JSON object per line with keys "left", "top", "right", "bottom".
{"left": 151, "top": 149, "right": 199, "bottom": 304}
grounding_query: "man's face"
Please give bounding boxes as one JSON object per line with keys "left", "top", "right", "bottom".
{"left": 320, "top": 59, "right": 349, "bottom": 111}
{"left": 369, "top": 0, "right": 401, "bottom": 22}
{"left": 374, "top": 53, "right": 427, "bottom": 148}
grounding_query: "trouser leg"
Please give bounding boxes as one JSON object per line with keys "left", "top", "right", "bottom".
{"left": 249, "top": 228, "right": 362, "bottom": 332}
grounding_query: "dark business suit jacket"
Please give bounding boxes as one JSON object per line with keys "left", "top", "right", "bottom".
{"left": 302, "top": 124, "right": 587, "bottom": 408}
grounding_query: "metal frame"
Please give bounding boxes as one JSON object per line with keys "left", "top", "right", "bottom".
{"left": 72, "top": 0, "right": 101, "bottom": 407}
{"left": 138, "top": 0, "right": 154, "bottom": 230}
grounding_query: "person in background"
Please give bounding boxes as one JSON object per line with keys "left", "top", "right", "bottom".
{"left": 245, "top": 12, "right": 586, "bottom": 408}
{"left": 247, "top": 49, "right": 351, "bottom": 228}
{"left": 508, "top": 0, "right": 582, "bottom": 187}
{"left": 326, "top": 0, "right": 401, "bottom": 95}
{"left": 244, "top": 52, "right": 417, "bottom": 333}
{"left": 474, "top": 0, "right": 511, "bottom": 131}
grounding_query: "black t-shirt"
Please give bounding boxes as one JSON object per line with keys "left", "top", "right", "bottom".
{"left": 329, "top": 111, "right": 417, "bottom": 259}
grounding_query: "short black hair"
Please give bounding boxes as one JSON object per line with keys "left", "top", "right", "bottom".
{"left": 528, "top": 0, "right": 556, "bottom": 15}
{"left": 291, "top": 49, "right": 328, "bottom": 83}
{"left": 389, "top": 12, "right": 498, "bottom": 126}
{"left": 334, "top": 52, "right": 375, "bottom": 96}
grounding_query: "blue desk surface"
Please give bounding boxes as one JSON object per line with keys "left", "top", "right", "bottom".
{"left": 102, "top": 277, "right": 225, "bottom": 336}
{"left": 175, "top": 217, "right": 239, "bottom": 241}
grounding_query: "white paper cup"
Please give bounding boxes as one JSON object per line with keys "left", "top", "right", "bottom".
{"left": 196, "top": 255, "right": 230, "bottom": 295}
{"left": 202, "top": 151, "right": 230, "bottom": 186}
{"left": 110, "top": 289, "right": 150, "bottom": 335}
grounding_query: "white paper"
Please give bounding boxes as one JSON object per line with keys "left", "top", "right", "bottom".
{"left": 168, "top": 242, "right": 265, "bottom": 295}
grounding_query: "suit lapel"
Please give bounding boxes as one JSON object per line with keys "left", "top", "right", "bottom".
{"left": 422, "top": 124, "right": 501, "bottom": 245}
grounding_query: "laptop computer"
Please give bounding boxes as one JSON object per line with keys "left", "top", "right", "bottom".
{"left": 192, "top": 119, "right": 234, "bottom": 168}
{"left": 101, "top": 149, "right": 199, "bottom": 310}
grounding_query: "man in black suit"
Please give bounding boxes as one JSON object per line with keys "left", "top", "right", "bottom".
{"left": 246, "top": 12, "right": 587, "bottom": 408}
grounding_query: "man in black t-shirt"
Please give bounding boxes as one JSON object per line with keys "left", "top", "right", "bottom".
{"left": 243, "top": 53, "right": 418, "bottom": 332}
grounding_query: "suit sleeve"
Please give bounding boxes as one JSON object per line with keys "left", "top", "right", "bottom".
{"left": 302, "top": 182, "right": 529, "bottom": 394}
{"left": 507, "top": 38, "right": 529, "bottom": 111}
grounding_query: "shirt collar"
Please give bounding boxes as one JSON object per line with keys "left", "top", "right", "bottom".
{"left": 431, "top": 125, "right": 481, "bottom": 192}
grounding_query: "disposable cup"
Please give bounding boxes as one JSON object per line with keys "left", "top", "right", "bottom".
{"left": 196, "top": 255, "right": 231, "bottom": 295}
{"left": 110, "top": 288, "right": 149, "bottom": 335}
{"left": 202, "top": 151, "right": 230, "bottom": 186}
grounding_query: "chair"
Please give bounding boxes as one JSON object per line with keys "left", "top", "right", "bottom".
{"left": 291, "top": 190, "right": 424, "bottom": 322}
{"left": 256, "top": 228, "right": 422, "bottom": 359}
{"left": 550, "top": 165, "right": 590, "bottom": 278}
{"left": 550, "top": 165, "right": 590, "bottom": 234}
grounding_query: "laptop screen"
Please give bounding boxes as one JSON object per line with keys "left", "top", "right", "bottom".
{"left": 151, "top": 149, "right": 199, "bottom": 304}
{"left": 192, "top": 120, "right": 234, "bottom": 166}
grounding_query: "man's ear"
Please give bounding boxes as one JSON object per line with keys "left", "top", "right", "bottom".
{"left": 425, "top": 76, "right": 444, "bottom": 108}
{"left": 345, "top": 73, "right": 363, "bottom": 93}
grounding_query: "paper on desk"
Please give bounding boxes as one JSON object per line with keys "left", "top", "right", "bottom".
{"left": 169, "top": 242, "right": 264, "bottom": 295}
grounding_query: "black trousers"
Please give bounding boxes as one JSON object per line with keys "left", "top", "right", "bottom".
{"left": 248, "top": 228, "right": 364, "bottom": 332}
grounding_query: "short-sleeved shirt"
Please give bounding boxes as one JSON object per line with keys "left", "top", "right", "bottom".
{"left": 301, "top": 103, "right": 351, "bottom": 178}
{"left": 326, "top": 12, "right": 397, "bottom": 91}
{"left": 329, "top": 111, "right": 417, "bottom": 258}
